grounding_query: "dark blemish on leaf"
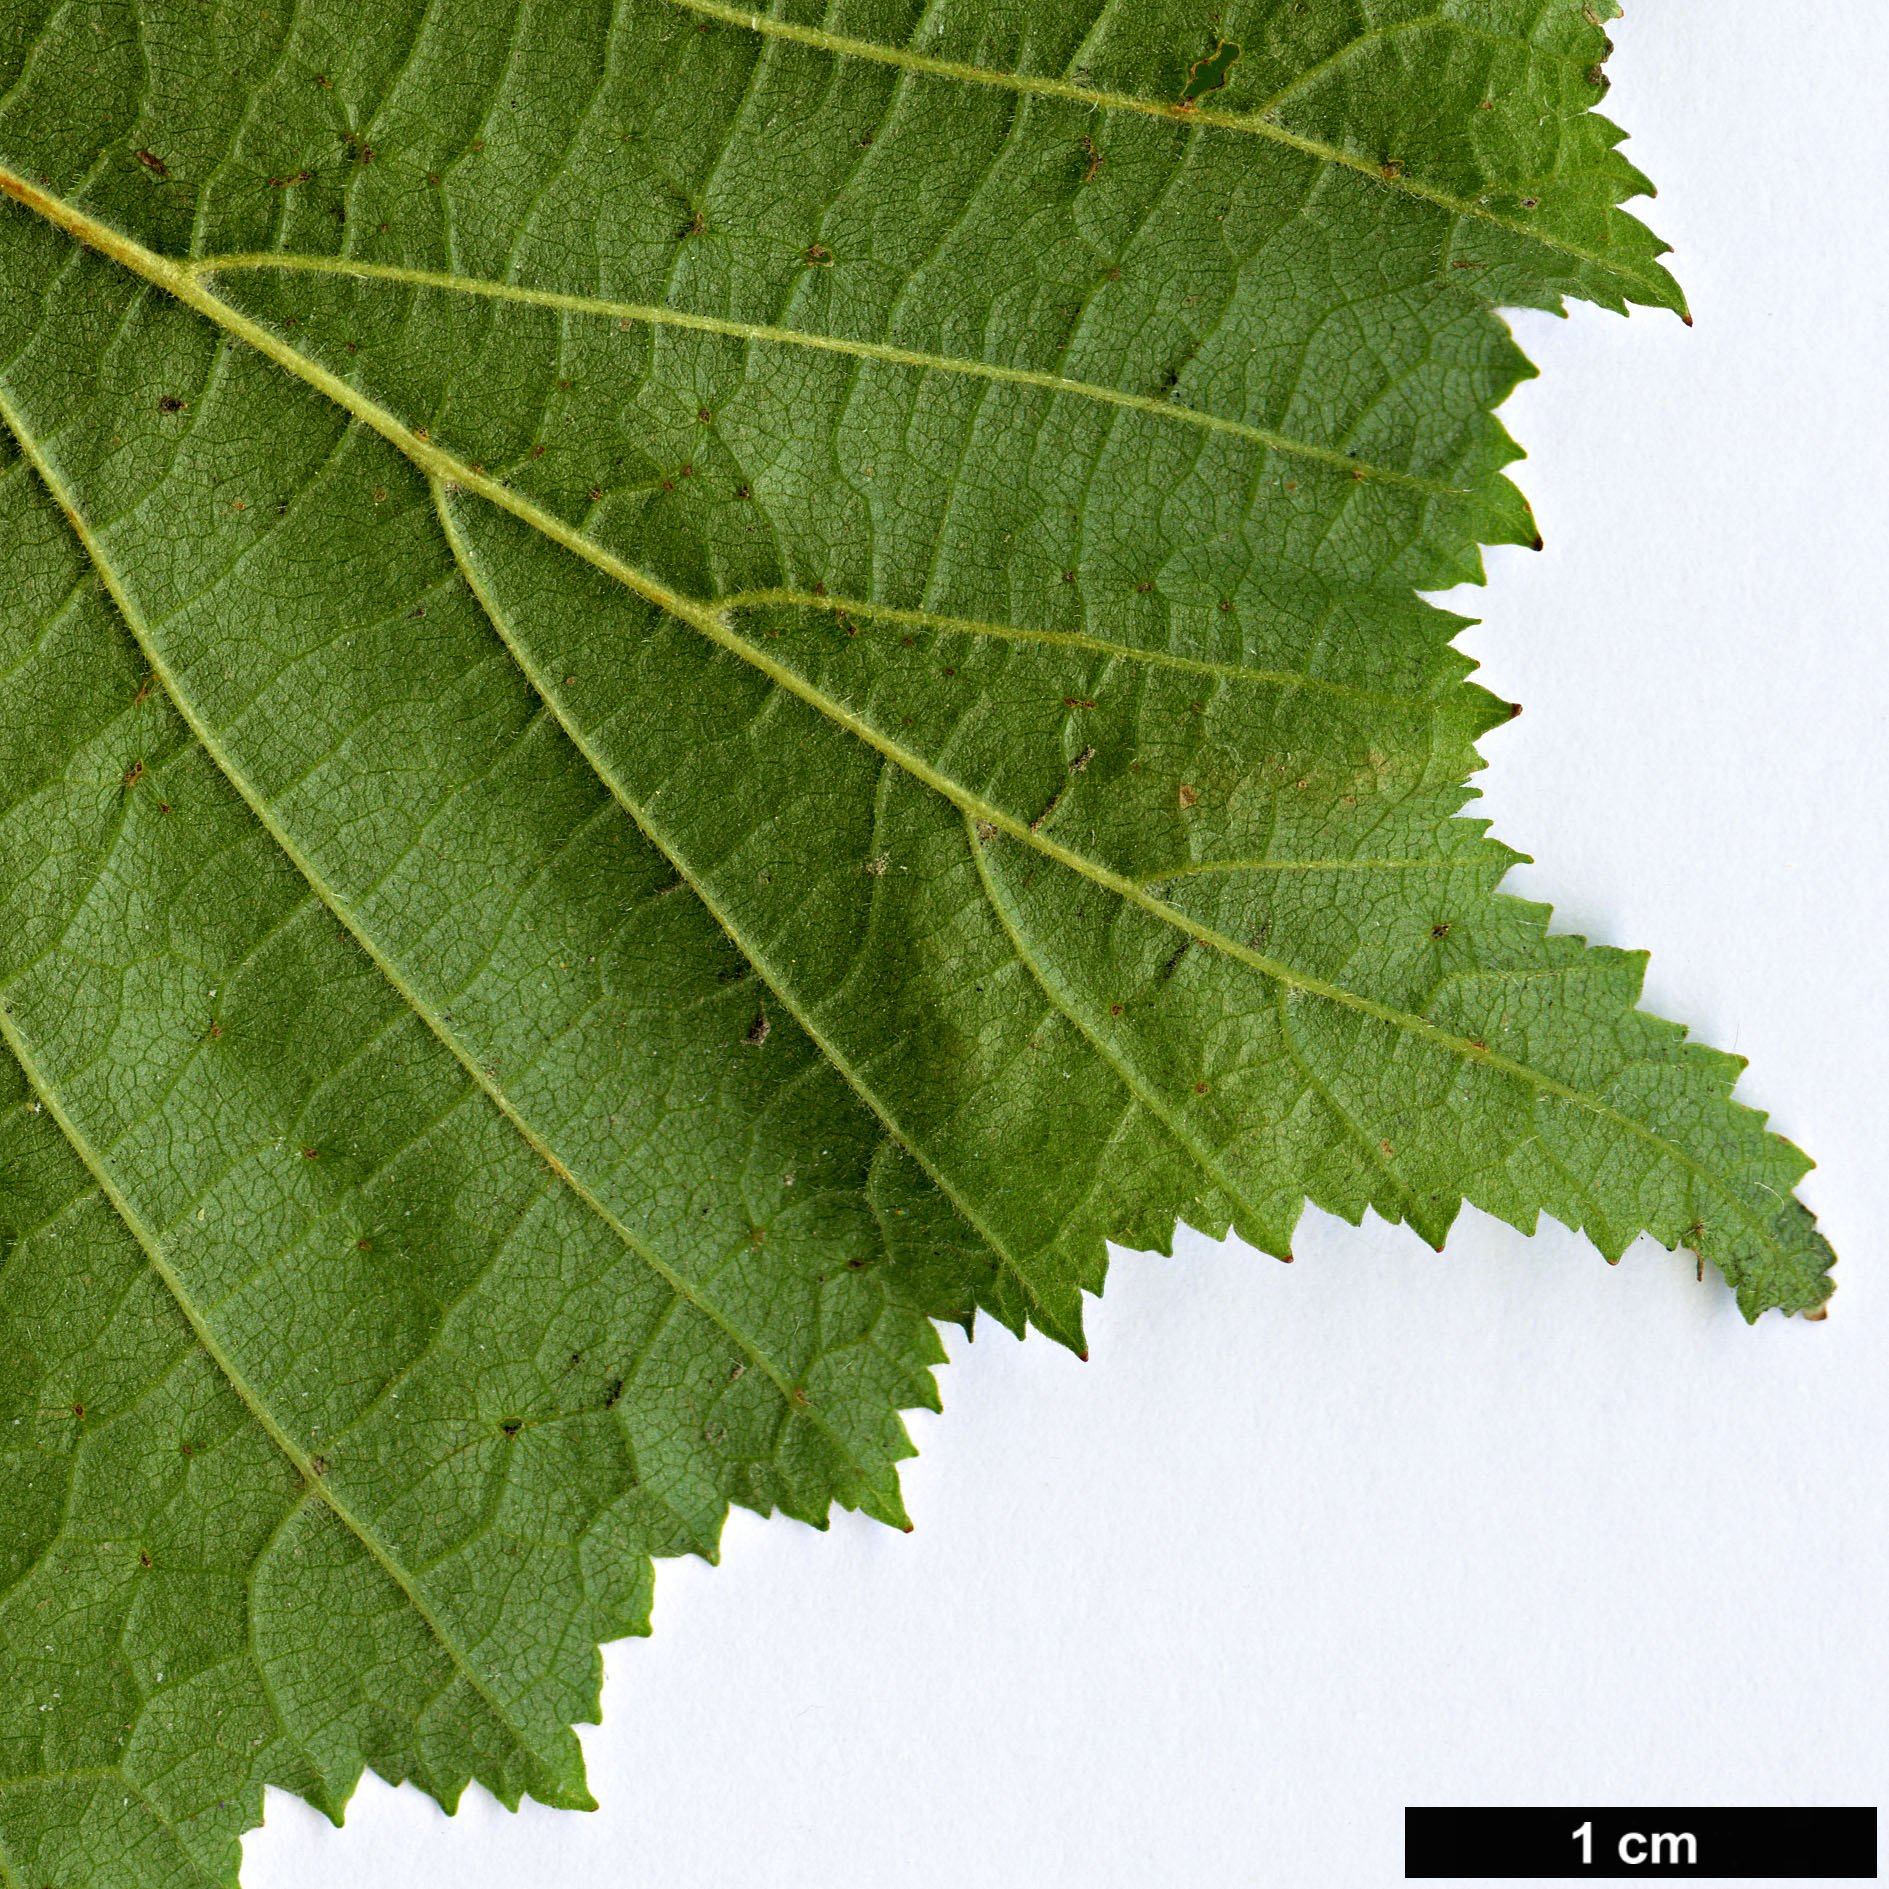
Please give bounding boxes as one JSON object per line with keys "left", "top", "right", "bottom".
{"left": 697, "top": 407, "right": 712, "bottom": 423}
{"left": 208, "top": 1022, "right": 221, "bottom": 1040}
{"left": 589, "top": 486, "right": 604, "bottom": 500}
{"left": 603, "top": 1378, "right": 625, "bottom": 1409}
{"left": 789, "top": 1386, "right": 809, "bottom": 1408}
{"left": 1070, "top": 746, "right": 1092, "bottom": 772}
{"left": 357, "top": 1239, "right": 372, "bottom": 1251}
{"left": 805, "top": 242, "right": 831, "bottom": 264}
{"left": 470, "top": 138, "right": 484, "bottom": 153}
{"left": 315, "top": 72, "right": 332, "bottom": 86}
{"left": 1507, "top": 701, "right": 1523, "bottom": 720}
{"left": 500, "top": 1419, "right": 521, "bottom": 1439}
{"left": 310, "top": 1456, "right": 328, "bottom": 1477}
{"left": 659, "top": 479, "right": 673, "bottom": 491}
{"left": 1519, "top": 197, "right": 1538, "bottom": 210}
{"left": 678, "top": 463, "right": 693, "bottom": 478}
{"left": 300, "top": 1146, "right": 318, "bottom": 1160}
{"left": 736, "top": 482, "right": 752, "bottom": 499}
{"left": 1136, "top": 580, "right": 1152, "bottom": 594}
{"left": 139, "top": 1551, "right": 151, "bottom": 1567}
{"left": 811, "top": 581, "right": 826, "bottom": 597}
{"left": 1380, "top": 1139, "right": 1395, "bottom": 1157}
{"left": 122, "top": 758, "right": 145, "bottom": 790}
{"left": 859, "top": 130, "right": 874, "bottom": 146}
{"left": 1189, "top": 701, "right": 1203, "bottom": 714}
{"left": 899, "top": 634, "right": 915, "bottom": 647}
{"left": 1380, "top": 159, "right": 1404, "bottom": 181}
{"left": 267, "top": 169, "right": 311, "bottom": 188}
{"left": 1109, "top": 1004, "right": 1124, "bottom": 1017}
{"left": 156, "top": 394, "right": 186, "bottom": 413}
{"left": 1029, "top": 786, "right": 1064, "bottom": 831}
{"left": 157, "top": 801, "right": 170, "bottom": 813}
{"left": 409, "top": 604, "right": 425, "bottom": 618}
{"left": 974, "top": 820, "right": 998, "bottom": 845}
{"left": 71, "top": 1402, "right": 84, "bottom": 1419}
{"left": 1063, "top": 696, "right": 1095, "bottom": 709}
{"left": 1531, "top": 532, "right": 1545, "bottom": 552}
{"left": 1161, "top": 939, "right": 1190, "bottom": 979}
{"left": 1478, "top": 98, "right": 1495, "bottom": 110}
{"left": 1194, "top": 1081, "right": 1209, "bottom": 1095}
{"left": 1177, "top": 782, "right": 1197, "bottom": 808}
{"left": 1078, "top": 135, "right": 1103, "bottom": 184}
{"left": 942, "top": 666, "right": 957, "bottom": 678}
{"left": 132, "top": 673, "right": 155, "bottom": 706}
{"left": 1431, "top": 923, "right": 1451, "bottom": 939}
{"left": 1062, "top": 570, "right": 1077, "bottom": 584}
{"left": 181, "top": 1442, "right": 193, "bottom": 1456}
{"left": 1217, "top": 599, "right": 1231, "bottom": 613}
{"left": 135, "top": 148, "right": 169, "bottom": 176}
{"left": 743, "top": 1011, "right": 771, "bottom": 1047}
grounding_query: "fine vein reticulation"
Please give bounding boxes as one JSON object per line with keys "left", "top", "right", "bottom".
{"left": 0, "top": 2, "right": 1832, "bottom": 1884}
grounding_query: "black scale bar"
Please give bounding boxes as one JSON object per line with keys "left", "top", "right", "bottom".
{"left": 1406, "top": 1807, "right": 1877, "bottom": 1879}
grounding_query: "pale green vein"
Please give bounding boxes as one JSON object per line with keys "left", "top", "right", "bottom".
{"left": 1270, "top": 980, "right": 1434, "bottom": 1236}
{"left": 179, "top": 250, "right": 1459, "bottom": 495}
{"left": 0, "top": 345, "right": 908, "bottom": 1529}
{"left": 656, "top": 0, "right": 1675, "bottom": 300}
{"left": 0, "top": 162, "right": 1789, "bottom": 1274}
{"left": 1136, "top": 857, "right": 1447, "bottom": 884}
{"left": 430, "top": 481, "right": 1075, "bottom": 1349}
{"left": 719, "top": 588, "right": 1453, "bottom": 710}
{"left": 0, "top": 993, "right": 577, "bottom": 1811}
{"left": 964, "top": 807, "right": 1296, "bottom": 1258}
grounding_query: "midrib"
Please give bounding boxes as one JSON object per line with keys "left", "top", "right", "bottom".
{"left": 0, "top": 165, "right": 1791, "bottom": 1277}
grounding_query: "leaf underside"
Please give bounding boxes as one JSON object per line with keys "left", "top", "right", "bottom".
{"left": 0, "top": 2, "right": 1832, "bottom": 1883}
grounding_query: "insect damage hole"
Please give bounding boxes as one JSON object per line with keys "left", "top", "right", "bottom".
{"left": 1183, "top": 39, "right": 1240, "bottom": 101}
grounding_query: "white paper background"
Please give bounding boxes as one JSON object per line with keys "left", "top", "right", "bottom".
{"left": 244, "top": 5, "right": 1889, "bottom": 1884}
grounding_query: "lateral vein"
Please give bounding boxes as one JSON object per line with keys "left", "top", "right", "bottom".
{"left": 179, "top": 250, "right": 1461, "bottom": 495}
{"left": 654, "top": 0, "right": 1669, "bottom": 296}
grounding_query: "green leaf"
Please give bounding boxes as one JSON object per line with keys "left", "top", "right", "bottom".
{"left": 0, "top": 1, "right": 1832, "bottom": 1882}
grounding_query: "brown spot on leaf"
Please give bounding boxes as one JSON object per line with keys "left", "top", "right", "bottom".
{"left": 1177, "top": 782, "right": 1197, "bottom": 808}
{"left": 743, "top": 1011, "right": 771, "bottom": 1047}
{"left": 135, "top": 148, "right": 168, "bottom": 176}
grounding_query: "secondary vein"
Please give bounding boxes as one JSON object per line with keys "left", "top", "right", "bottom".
{"left": 179, "top": 250, "right": 1461, "bottom": 495}
{"left": 654, "top": 0, "right": 1672, "bottom": 299}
